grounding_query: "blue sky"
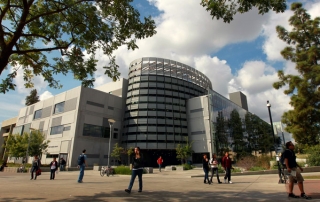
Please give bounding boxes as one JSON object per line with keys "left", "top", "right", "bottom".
{"left": 0, "top": 0, "right": 319, "bottom": 126}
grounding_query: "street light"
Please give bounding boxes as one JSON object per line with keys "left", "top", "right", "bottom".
{"left": 107, "top": 119, "right": 116, "bottom": 167}
{"left": 266, "top": 101, "right": 283, "bottom": 184}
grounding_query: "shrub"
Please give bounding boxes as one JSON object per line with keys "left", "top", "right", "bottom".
{"left": 249, "top": 166, "right": 265, "bottom": 171}
{"left": 307, "top": 145, "right": 320, "bottom": 166}
{"left": 182, "top": 163, "right": 193, "bottom": 170}
{"left": 235, "top": 155, "right": 256, "bottom": 170}
{"left": 255, "top": 155, "right": 271, "bottom": 170}
{"left": 114, "top": 166, "right": 131, "bottom": 175}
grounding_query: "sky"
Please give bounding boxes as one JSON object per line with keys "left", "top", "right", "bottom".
{"left": 0, "top": 0, "right": 320, "bottom": 126}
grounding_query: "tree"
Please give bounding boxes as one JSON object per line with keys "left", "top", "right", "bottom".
{"left": 25, "top": 89, "right": 40, "bottom": 106}
{"left": 176, "top": 137, "right": 193, "bottom": 164}
{"left": 200, "top": 0, "right": 287, "bottom": 23}
{"left": 4, "top": 130, "right": 49, "bottom": 158}
{"left": 126, "top": 147, "right": 134, "bottom": 165}
{"left": 0, "top": 0, "right": 156, "bottom": 93}
{"left": 228, "top": 109, "right": 245, "bottom": 153}
{"left": 111, "top": 143, "right": 124, "bottom": 165}
{"left": 273, "top": 2, "right": 320, "bottom": 146}
{"left": 215, "top": 111, "right": 228, "bottom": 156}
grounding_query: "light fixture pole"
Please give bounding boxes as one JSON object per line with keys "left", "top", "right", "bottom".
{"left": 107, "top": 119, "right": 116, "bottom": 168}
{"left": 266, "top": 101, "right": 283, "bottom": 183}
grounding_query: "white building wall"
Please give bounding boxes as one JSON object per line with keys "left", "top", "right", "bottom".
{"left": 187, "top": 95, "right": 212, "bottom": 156}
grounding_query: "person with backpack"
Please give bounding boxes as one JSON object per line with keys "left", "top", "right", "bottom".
{"left": 49, "top": 157, "right": 58, "bottom": 180}
{"left": 30, "top": 155, "right": 41, "bottom": 180}
{"left": 157, "top": 156, "right": 163, "bottom": 172}
{"left": 209, "top": 153, "right": 222, "bottom": 184}
{"left": 77, "top": 149, "right": 87, "bottom": 183}
{"left": 283, "top": 141, "right": 311, "bottom": 200}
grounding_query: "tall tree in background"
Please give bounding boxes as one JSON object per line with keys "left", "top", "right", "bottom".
{"left": 228, "top": 109, "right": 245, "bottom": 154}
{"left": 0, "top": 0, "right": 156, "bottom": 93}
{"left": 200, "top": 0, "right": 287, "bottom": 23}
{"left": 273, "top": 2, "right": 320, "bottom": 146}
{"left": 25, "top": 89, "right": 40, "bottom": 106}
{"left": 215, "top": 111, "right": 228, "bottom": 156}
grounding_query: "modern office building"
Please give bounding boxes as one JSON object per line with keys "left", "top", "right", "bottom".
{"left": 1, "top": 57, "right": 271, "bottom": 167}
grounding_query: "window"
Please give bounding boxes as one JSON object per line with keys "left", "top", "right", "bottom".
{"left": 83, "top": 123, "right": 110, "bottom": 138}
{"left": 113, "top": 133, "right": 118, "bottom": 139}
{"left": 63, "top": 126, "right": 71, "bottom": 131}
{"left": 108, "top": 106, "right": 114, "bottom": 110}
{"left": 54, "top": 102, "right": 65, "bottom": 114}
{"left": 87, "top": 101, "right": 104, "bottom": 108}
{"left": 51, "top": 125, "right": 64, "bottom": 135}
{"left": 46, "top": 154, "right": 59, "bottom": 158}
{"left": 34, "top": 109, "right": 42, "bottom": 119}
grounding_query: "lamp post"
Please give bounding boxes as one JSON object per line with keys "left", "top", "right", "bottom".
{"left": 266, "top": 101, "right": 283, "bottom": 184}
{"left": 107, "top": 119, "right": 116, "bottom": 168}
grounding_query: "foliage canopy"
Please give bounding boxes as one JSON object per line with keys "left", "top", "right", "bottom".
{"left": 0, "top": 0, "right": 156, "bottom": 93}
{"left": 273, "top": 2, "right": 320, "bottom": 146}
{"left": 200, "top": 0, "right": 287, "bottom": 23}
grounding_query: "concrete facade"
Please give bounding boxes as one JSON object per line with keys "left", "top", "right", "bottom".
{"left": 0, "top": 116, "right": 17, "bottom": 160}
{"left": 229, "top": 91, "right": 249, "bottom": 111}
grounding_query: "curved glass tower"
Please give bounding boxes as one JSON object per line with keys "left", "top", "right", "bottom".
{"left": 122, "top": 57, "right": 212, "bottom": 164}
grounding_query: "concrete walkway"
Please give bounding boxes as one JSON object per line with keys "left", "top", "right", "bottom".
{"left": 1, "top": 168, "right": 319, "bottom": 201}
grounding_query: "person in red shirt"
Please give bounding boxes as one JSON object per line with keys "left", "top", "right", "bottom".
{"left": 157, "top": 156, "right": 163, "bottom": 172}
{"left": 221, "top": 151, "right": 232, "bottom": 184}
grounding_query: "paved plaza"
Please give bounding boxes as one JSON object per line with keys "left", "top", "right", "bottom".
{"left": 0, "top": 169, "right": 319, "bottom": 202}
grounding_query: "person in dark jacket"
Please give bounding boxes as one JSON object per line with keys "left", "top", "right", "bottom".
{"left": 30, "top": 155, "right": 41, "bottom": 180}
{"left": 125, "top": 147, "right": 144, "bottom": 193}
{"left": 49, "top": 157, "right": 58, "bottom": 180}
{"left": 202, "top": 154, "right": 211, "bottom": 185}
{"left": 222, "top": 151, "right": 232, "bottom": 184}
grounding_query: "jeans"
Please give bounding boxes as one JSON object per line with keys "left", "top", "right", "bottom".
{"left": 60, "top": 165, "right": 65, "bottom": 171}
{"left": 78, "top": 164, "right": 85, "bottom": 182}
{"left": 210, "top": 167, "right": 221, "bottom": 182}
{"left": 128, "top": 169, "right": 143, "bottom": 191}
{"left": 158, "top": 164, "right": 162, "bottom": 172}
{"left": 203, "top": 168, "right": 209, "bottom": 182}
{"left": 224, "top": 168, "right": 231, "bottom": 182}
{"left": 50, "top": 169, "right": 56, "bottom": 179}
{"left": 31, "top": 166, "right": 38, "bottom": 179}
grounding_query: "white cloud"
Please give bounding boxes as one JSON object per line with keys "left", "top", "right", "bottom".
{"left": 39, "top": 91, "right": 53, "bottom": 100}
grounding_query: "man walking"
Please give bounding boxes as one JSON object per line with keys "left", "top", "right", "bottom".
{"left": 157, "top": 156, "right": 163, "bottom": 172}
{"left": 77, "top": 149, "right": 87, "bottom": 183}
{"left": 284, "top": 141, "right": 311, "bottom": 199}
{"left": 222, "top": 152, "right": 232, "bottom": 184}
{"left": 60, "top": 157, "right": 66, "bottom": 171}
{"left": 209, "top": 153, "right": 222, "bottom": 184}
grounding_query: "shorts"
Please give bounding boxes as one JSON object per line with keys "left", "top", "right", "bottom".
{"left": 285, "top": 167, "right": 304, "bottom": 183}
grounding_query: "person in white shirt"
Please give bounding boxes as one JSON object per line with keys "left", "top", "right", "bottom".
{"left": 209, "top": 153, "right": 222, "bottom": 184}
{"left": 49, "top": 157, "right": 58, "bottom": 180}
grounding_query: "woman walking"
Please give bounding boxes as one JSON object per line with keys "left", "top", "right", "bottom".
{"left": 203, "top": 154, "right": 211, "bottom": 184}
{"left": 209, "top": 153, "right": 222, "bottom": 184}
{"left": 50, "top": 157, "right": 58, "bottom": 180}
{"left": 125, "top": 147, "right": 144, "bottom": 193}
{"left": 222, "top": 151, "right": 232, "bottom": 184}
{"left": 30, "top": 155, "right": 41, "bottom": 180}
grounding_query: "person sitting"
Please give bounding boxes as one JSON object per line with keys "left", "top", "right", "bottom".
{"left": 0, "top": 162, "right": 8, "bottom": 171}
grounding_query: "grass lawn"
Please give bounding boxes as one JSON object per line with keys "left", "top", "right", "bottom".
{"left": 304, "top": 176, "right": 320, "bottom": 179}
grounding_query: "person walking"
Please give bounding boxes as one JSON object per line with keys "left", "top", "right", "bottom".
{"left": 157, "top": 156, "right": 163, "bottom": 172}
{"left": 125, "top": 147, "right": 144, "bottom": 193}
{"left": 209, "top": 153, "right": 222, "bottom": 184}
{"left": 222, "top": 151, "right": 232, "bottom": 184}
{"left": 50, "top": 157, "right": 58, "bottom": 180}
{"left": 60, "top": 157, "right": 66, "bottom": 171}
{"left": 284, "top": 141, "right": 311, "bottom": 199}
{"left": 77, "top": 149, "right": 87, "bottom": 183}
{"left": 30, "top": 155, "right": 41, "bottom": 180}
{"left": 202, "top": 154, "right": 211, "bottom": 185}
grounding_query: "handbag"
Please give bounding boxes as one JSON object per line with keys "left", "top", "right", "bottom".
{"left": 36, "top": 168, "right": 42, "bottom": 176}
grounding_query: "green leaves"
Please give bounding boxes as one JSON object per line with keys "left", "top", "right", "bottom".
{"left": 176, "top": 137, "right": 193, "bottom": 164}
{"left": 111, "top": 143, "right": 124, "bottom": 161}
{"left": 200, "top": 0, "right": 287, "bottom": 23}
{"left": 274, "top": 3, "right": 320, "bottom": 146}
{"left": 25, "top": 89, "right": 40, "bottom": 106}
{"left": 0, "top": 0, "right": 157, "bottom": 93}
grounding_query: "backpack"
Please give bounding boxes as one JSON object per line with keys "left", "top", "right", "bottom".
{"left": 280, "top": 149, "right": 292, "bottom": 168}
{"left": 77, "top": 154, "right": 85, "bottom": 165}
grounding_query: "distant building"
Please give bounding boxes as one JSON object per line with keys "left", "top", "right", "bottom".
{"left": 1, "top": 57, "right": 269, "bottom": 167}
{"left": 0, "top": 117, "right": 17, "bottom": 160}
{"left": 273, "top": 121, "right": 295, "bottom": 144}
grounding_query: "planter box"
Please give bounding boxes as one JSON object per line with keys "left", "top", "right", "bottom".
{"left": 144, "top": 167, "right": 153, "bottom": 173}
{"left": 165, "top": 166, "right": 176, "bottom": 171}
{"left": 176, "top": 166, "right": 185, "bottom": 171}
